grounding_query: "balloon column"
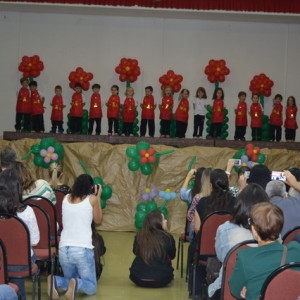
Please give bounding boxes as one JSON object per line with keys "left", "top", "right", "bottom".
{"left": 21, "top": 138, "right": 64, "bottom": 169}
{"left": 126, "top": 141, "right": 174, "bottom": 175}
{"left": 115, "top": 58, "right": 141, "bottom": 88}
{"left": 66, "top": 110, "right": 89, "bottom": 134}
{"left": 134, "top": 187, "right": 176, "bottom": 229}
{"left": 68, "top": 67, "right": 94, "bottom": 91}
{"left": 18, "top": 55, "right": 44, "bottom": 81}
{"left": 159, "top": 70, "right": 183, "bottom": 93}
{"left": 204, "top": 59, "right": 230, "bottom": 89}
{"left": 233, "top": 143, "right": 266, "bottom": 171}
{"left": 79, "top": 160, "right": 113, "bottom": 209}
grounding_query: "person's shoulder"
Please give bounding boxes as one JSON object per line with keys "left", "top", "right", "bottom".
{"left": 287, "top": 241, "right": 300, "bottom": 251}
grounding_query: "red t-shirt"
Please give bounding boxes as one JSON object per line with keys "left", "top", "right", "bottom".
{"left": 107, "top": 95, "right": 120, "bottom": 119}
{"left": 31, "top": 90, "right": 44, "bottom": 115}
{"left": 250, "top": 103, "right": 263, "bottom": 128}
{"left": 122, "top": 97, "right": 136, "bottom": 123}
{"left": 70, "top": 92, "right": 84, "bottom": 117}
{"left": 141, "top": 95, "right": 155, "bottom": 120}
{"left": 51, "top": 95, "right": 64, "bottom": 121}
{"left": 159, "top": 96, "right": 173, "bottom": 120}
{"left": 211, "top": 99, "right": 224, "bottom": 123}
{"left": 284, "top": 106, "right": 298, "bottom": 129}
{"left": 89, "top": 93, "right": 102, "bottom": 119}
{"left": 270, "top": 103, "right": 283, "bottom": 126}
{"left": 16, "top": 87, "right": 31, "bottom": 114}
{"left": 175, "top": 98, "right": 189, "bottom": 123}
{"left": 235, "top": 101, "right": 247, "bottom": 126}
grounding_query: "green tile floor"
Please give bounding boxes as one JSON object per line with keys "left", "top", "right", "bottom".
{"left": 25, "top": 232, "right": 190, "bottom": 299}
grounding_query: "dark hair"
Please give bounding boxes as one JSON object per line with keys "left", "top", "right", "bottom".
{"left": 205, "top": 169, "right": 231, "bottom": 215}
{"left": 74, "top": 83, "right": 82, "bottom": 89}
{"left": 70, "top": 174, "right": 94, "bottom": 202}
{"left": 55, "top": 85, "right": 62, "bottom": 90}
{"left": 238, "top": 166, "right": 250, "bottom": 177}
{"left": 180, "top": 89, "right": 190, "bottom": 97}
{"left": 287, "top": 96, "right": 296, "bottom": 107}
{"left": 238, "top": 91, "right": 247, "bottom": 98}
{"left": 0, "top": 190, "right": 18, "bottom": 215}
{"left": 111, "top": 85, "right": 119, "bottom": 91}
{"left": 145, "top": 86, "right": 153, "bottom": 92}
{"left": 20, "top": 77, "right": 29, "bottom": 84}
{"left": 250, "top": 202, "right": 284, "bottom": 241}
{"left": 252, "top": 93, "right": 259, "bottom": 99}
{"left": 11, "top": 161, "right": 36, "bottom": 193}
{"left": 29, "top": 81, "right": 37, "bottom": 87}
{"left": 231, "top": 183, "right": 269, "bottom": 228}
{"left": 195, "top": 87, "right": 207, "bottom": 99}
{"left": 274, "top": 94, "right": 283, "bottom": 101}
{"left": 92, "top": 83, "right": 101, "bottom": 90}
{"left": 0, "top": 147, "right": 16, "bottom": 169}
{"left": 135, "top": 210, "right": 169, "bottom": 265}
{"left": 212, "top": 87, "right": 224, "bottom": 100}
{"left": 191, "top": 167, "right": 205, "bottom": 200}
{"left": 248, "top": 164, "right": 271, "bottom": 190}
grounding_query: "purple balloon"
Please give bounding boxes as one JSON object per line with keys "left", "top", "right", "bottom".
{"left": 142, "top": 193, "right": 149, "bottom": 202}
{"left": 47, "top": 146, "right": 55, "bottom": 153}
{"left": 40, "top": 149, "right": 47, "bottom": 157}
{"left": 150, "top": 191, "right": 157, "bottom": 198}
{"left": 247, "top": 161, "right": 253, "bottom": 168}
{"left": 241, "top": 155, "right": 249, "bottom": 163}
{"left": 44, "top": 157, "right": 51, "bottom": 163}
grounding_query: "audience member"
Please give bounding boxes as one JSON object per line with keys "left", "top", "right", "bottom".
{"left": 248, "top": 164, "right": 271, "bottom": 189}
{"left": 49, "top": 174, "right": 102, "bottom": 300}
{"left": 208, "top": 183, "right": 269, "bottom": 299}
{"left": 229, "top": 202, "right": 300, "bottom": 300}
{"left": 0, "top": 284, "right": 18, "bottom": 300}
{"left": 0, "top": 147, "right": 16, "bottom": 171}
{"left": 129, "top": 210, "right": 176, "bottom": 288}
{"left": 48, "top": 162, "right": 71, "bottom": 194}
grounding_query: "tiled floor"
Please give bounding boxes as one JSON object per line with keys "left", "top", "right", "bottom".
{"left": 25, "top": 231, "right": 190, "bottom": 299}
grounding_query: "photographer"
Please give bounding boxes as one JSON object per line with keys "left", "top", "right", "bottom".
{"left": 48, "top": 174, "right": 102, "bottom": 300}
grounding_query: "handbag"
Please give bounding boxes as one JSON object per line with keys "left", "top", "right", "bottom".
{"left": 206, "top": 257, "right": 222, "bottom": 284}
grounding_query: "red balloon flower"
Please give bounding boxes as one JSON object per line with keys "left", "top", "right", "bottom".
{"left": 204, "top": 59, "right": 230, "bottom": 83}
{"left": 18, "top": 55, "right": 44, "bottom": 78}
{"left": 115, "top": 58, "right": 141, "bottom": 83}
{"left": 249, "top": 73, "right": 274, "bottom": 97}
{"left": 68, "top": 67, "right": 94, "bottom": 91}
{"left": 159, "top": 70, "right": 183, "bottom": 93}
{"left": 139, "top": 147, "right": 156, "bottom": 165}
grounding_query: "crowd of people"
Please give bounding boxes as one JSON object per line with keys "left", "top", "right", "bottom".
{"left": 1, "top": 144, "right": 300, "bottom": 299}
{"left": 15, "top": 78, "right": 298, "bottom": 141}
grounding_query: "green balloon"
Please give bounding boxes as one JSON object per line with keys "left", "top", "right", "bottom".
{"left": 126, "top": 146, "right": 138, "bottom": 159}
{"left": 136, "top": 202, "right": 147, "bottom": 213}
{"left": 93, "top": 176, "right": 104, "bottom": 185}
{"left": 141, "top": 163, "right": 152, "bottom": 176}
{"left": 222, "top": 124, "right": 229, "bottom": 130}
{"left": 187, "top": 178, "right": 195, "bottom": 190}
{"left": 221, "top": 132, "right": 228, "bottom": 139}
{"left": 224, "top": 109, "right": 228, "bottom": 116}
{"left": 136, "top": 141, "right": 150, "bottom": 152}
{"left": 82, "top": 121, "right": 88, "bottom": 128}
{"left": 262, "top": 115, "right": 269, "bottom": 123}
{"left": 101, "top": 186, "right": 112, "bottom": 200}
{"left": 33, "top": 155, "right": 43, "bottom": 167}
{"left": 224, "top": 117, "right": 229, "bottom": 123}
{"left": 40, "top": 138, "right": 55, "bottom": 150}
{"left": 206, "top": 120, "right": 211, "bottom": 126}
{"left": 206, "top": 113, "right": 212, "bottom": 119}
{"left": 101, "top": 199, "right": 107, "bottom": 209}
{"left": 31, "top": 144, "right": 40, "bottom": 155}
{"left": 83, "top": 109, "right": 88, "bottom": 118}
{"left": 257, "top": 154, "right": 266, "bottom": 164}
{"left": 207, "top": 105, "right": 212, "bottom": 112}
{"left": 135, "top": 211, "right": 145, "bottom": 223}
{"left": 135, "top": 220, "right": 143, "bottom": 229}
{"left": 146, "top": 200, "right": 157, "bottom": 212}
{"left": 128, "top": 159, "right": 140, "bottom": 172}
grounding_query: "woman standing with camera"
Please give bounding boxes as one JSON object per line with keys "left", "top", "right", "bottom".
{"left": 48, "top": 174, "right": 102, "bottom": 300}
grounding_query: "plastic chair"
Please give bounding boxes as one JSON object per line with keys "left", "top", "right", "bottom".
{"left": 0, "top": 213, "right": 40, "bottom": 300}
{"left": 191, "top": 210, "right": 232, "bottom": 299}
{"left": 282, "top": 226, "right": 300, "bottom": 244}
{"left": 53, "top": 189, "right": 67, "bottom": 235}
{"left": 260, "top": 262, "right": 300, "bottom": 300}
{"left": 220, "top": 240, "right": 257, "bottom": 300}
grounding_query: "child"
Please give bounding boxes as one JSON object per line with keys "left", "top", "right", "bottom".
{"left": 106, "top": 85, "right": 120, "bottom": 136}
{"left": 29, "top": 80, "right": 45, "bottom": 133}
{"left": 159, "top": 86, "right": 174, "bottom": 138}
{"left": 50, "top": 85, "right": 65, "bottom": 134}
{"left": 249, "top": 93, "right": 263, "bottom": 141}
{"left": 15, "top": 77, "right": 31, "bottom": 132}
{"left": 88, "top": 83, "right": 102, "bottom": 135}
{"left": 192, "top": 87, "right": 207, "bottom": 138}
{"left": 69, "top": 83, "right": 85, "bottom": 134}
{"left": 234, "top": 91, "right": 248, "bottom": 141}
{"left": 175, "top": 89, "right": 190, "bottom": 138}
{"left": 284, "top": 96, "right": 298, "bottom": 142}
{"left": 208, "top": 87, "right": 225, "bottom": 139}
{"left": 140, "top": 86, "right": 156, "bottom": 137}
{"left": 122, "top": 87, "right": 137, "bottom": 136}
{"left": 269, "top": 94, "right": 283, "bottom": 142}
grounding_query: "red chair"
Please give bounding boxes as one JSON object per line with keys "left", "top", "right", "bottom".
{"left": 0, "top": 239, "right": 20, "bottom": 297}
{"left": 53, "top": 189, "right": 67, "bottom": 236}
{"left": 282, "top": 226, "right": 300, "bottom": 244}
{"left": 0, "top": 213, "right": 40, "bottom": 299}
{"left": 191, "top": 211, "right": 232, "bottom": 299}
{"left": 260, "top": 262, "right": 300, "bottom": 300}
{"left": 220, "top": 240, "right": 257, "bottom": 300}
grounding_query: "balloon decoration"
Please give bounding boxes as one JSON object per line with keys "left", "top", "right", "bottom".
{"left": 18, "top": 55, "right": 44, "bottom": 79}
{"left": 21, "top": 138, "right": 64, "bottom": 169}
{"left": 68, "top": 67, "right": 94, "bottom": 91}
{"left": 115, "top": 58, "right": 141, "bottom": 87}
{"left": 126, "top": 141, "right": 174, "bottom": 175}
{"left": 233, "top": 143, "right": 266, "bottom": 172}
{"left": 204, "top": 59, "right": 230, "bottom": 88}
{"left": 134, "top": 186, "right": 177, "bottom": 229}
{"left": 79, "top": 160, "right": 112, "bottom": 209}
{"left": 159, "top": 70, "right": 183, "bottom": 93}
{"left": 66, "top": 109, "right": 89, "bottom": 134}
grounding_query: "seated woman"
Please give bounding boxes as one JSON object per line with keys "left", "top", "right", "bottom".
{"left": 49, "top": 174, "right": 102, "bottom": 300}
{"left": 0, "top": 284, "right": 18, "bottom": 300}
{"left": 48, "top": 162, "right": 71, "bottom": 194}
{"left": 129, "top": 210, "right": 176, "bottom": 288}
{"left": 229, "top": 202, "right": 300, "bottom": 300}
{"left": 208, "top": 183, "right": 269, "bottom": 299}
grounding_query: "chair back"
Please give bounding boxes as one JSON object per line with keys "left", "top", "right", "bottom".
{"left": 53, "top": 190, "right": 67, "bottom": 235}
{"left": 220, "top": 240, "right": 257, "bottom": 300}
{"left": 0, "top": 214, "right": 33, "bottom": 275}
{"left": 0, "top": 239, "right": 8, "bottom": 284}
{"left": 282, "top": 226, "right": 300, "bottom": 244}
{"left": 23, "top": 195, "right": 58, "bottom": 247}
{"left": 198, "top": 211, "right": 232, "bottom": 256}
{"left": 260, "top": 262, "right": 300, "bottom": 300}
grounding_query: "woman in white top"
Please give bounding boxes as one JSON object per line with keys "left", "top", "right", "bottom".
{"left": 49, "top": 174, "right": 102, "bottom": 300}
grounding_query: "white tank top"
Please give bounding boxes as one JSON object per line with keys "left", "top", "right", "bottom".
{"left": 59, "top": 195, "right": 94, "bottom": 249}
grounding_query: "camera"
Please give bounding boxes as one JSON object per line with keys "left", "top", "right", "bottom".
{"left": 271, "top": 171, "right": 286, "bottom": 181}
{"left": 232, "top": 159, "right": 241, "bottom": 167}
{"left": 91, "top": 184, "right": 100, "bottom": 195}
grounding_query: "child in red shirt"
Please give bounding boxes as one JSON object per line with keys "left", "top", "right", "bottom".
{"left": 284, "top": 96, "right": 298, "bottom": 142}
{"left": 106, "top": 85, "right": 120, "bottom": 136}
{"left": 88, "top": 83, "right": 102, "bottom": 135}
{"left": 270, "top": 94, "right": 283, "bottom": 142}
{"left": 175, "top": 89, "right": 189, "bottom": 138}
{"left": 122, "top": 87, "right": 137, "bottom": 136}
{"left": 234, "top": 91, "right": 248, "bottom": 141}
{"left": 249, "top": 93, "right": 263, "bottom": 141}
{"left": 159, "top": 86, "right": 174, "bottom": 138}
{"left": 140, "top": 86, "right": 156, "bottom": 137}
{"left": 70, "top": 83, "right": 85, "bottom": 134}
{"left": 50, "top": 85, "right": 65, "bottom": 134}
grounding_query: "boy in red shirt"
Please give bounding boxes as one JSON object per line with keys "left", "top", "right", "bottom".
{"left": 50, "top": 85, "right": 65, "bottom": 134}
{"left": 88, "top": 83, "right": 102, "bottom": 135}
{"left": 106, "top": 85, "right": 120, "bottom": 136}
{"left": 234, "top": 91, "right": 247, "bottom": 141}
{"left": 70, "top": 83, "right": 85, "bottom": 134}
{"left": 140, "top": 86, "right": 156, "bottom": 137}
{"left": 175, "top": 89, "right": 190, "bottom": 138}
{"left": 270, "top": 94, "right": 283, "bottom": 142}
{"left": 159, "top": 86, "right": 174, "bottom": 138}
{"left": 122, "top": 87, "right": 137, "bottom": 136}
{"left": 249, "top": 93, "right": 263, "bottom": 141}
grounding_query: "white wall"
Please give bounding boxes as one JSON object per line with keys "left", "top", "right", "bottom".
{"left": 1, "top": 7, "right": 300, "bottom": 140}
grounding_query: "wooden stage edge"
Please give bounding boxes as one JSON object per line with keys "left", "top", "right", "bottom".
{"left": 3, "top": 131, "right": 300, "bottom": 151}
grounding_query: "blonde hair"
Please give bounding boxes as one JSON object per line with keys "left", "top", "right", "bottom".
{"left": 162, "top": 86, "right": 174, "bottom": 97}
{"left": 48, "top": 163, "right": 62, "bottom": 189}
{"left": 125, "top": 87, "right": 134, "bottom": 96}
{"left": 200, "top": 168, "right": 212, "bottom": 198}
{"left": 13, "top": 162, "right": 36, "bottom": 193}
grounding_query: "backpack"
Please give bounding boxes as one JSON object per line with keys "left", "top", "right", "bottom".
{"left": 92, "top": 227, "right": 106, "bottom": 280}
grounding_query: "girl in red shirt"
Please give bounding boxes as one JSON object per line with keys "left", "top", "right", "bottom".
{"left": 50, "top": 85, "right": 65, "bottom": 134}
{"left": 106, "top": 85, "right": 120, "bottom": 136}
{"left": 88, "top": 83, "right": 102, "bottom": 135}
{"left": 69, "top": 83, "right": 85, "bottom": 134}
{"left": 249, "top": 93, "right": 263, "bottom": 141}
{"left": 122, "top": 87, "right": 137, "bottom": 136}
{"left": 159, "top": 86, "right": 174, "bottom": 138}
{"left": 175, "top": 89, "right": 190, "bottom": 138}
{"left": 234, "top": 91, "right": 247, "bottom": 141}
{"left": 269, "top": 94, "right": 283, "bottom": 142}
{"left": 284, "top": 96, "right": 298, "bottom": 142}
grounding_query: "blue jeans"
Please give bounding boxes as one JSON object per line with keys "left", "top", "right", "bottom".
{"left": 0, "top": 285, "right": 18, "bottom": 300}
{"left": 55, "top": 246, "right": 97, "bottom": 295}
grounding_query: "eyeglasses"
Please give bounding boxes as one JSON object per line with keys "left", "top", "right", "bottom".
{"left": 248, "top": 218, "right": 254, "bottom": 226}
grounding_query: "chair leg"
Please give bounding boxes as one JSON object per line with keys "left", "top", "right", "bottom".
{"left": 192, "top": 264, "right": 196, "bottom": 300}
{"left": 38, "top": 274, "right": 41, "bottom": 300}
{"left": 176, "top": 237, "right": 181, "bottom": 270}
{"left": 186, "top": 247, "right": 189, "bottom": 282}
{"left": 50, "top": 254, "right": 56, "bottom": 300}
{"left": 32, "top": 275, "right": 37, "bottom": 300}
{"left": 180, "top": 239, "right": 184, "bottom": 278}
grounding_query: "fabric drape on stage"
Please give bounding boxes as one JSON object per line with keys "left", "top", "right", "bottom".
{"left": 0, "top": 139, "right": 298, "bottom": 233}
{"left": 3, "top": 0, "right": 300, "bottom": 14}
